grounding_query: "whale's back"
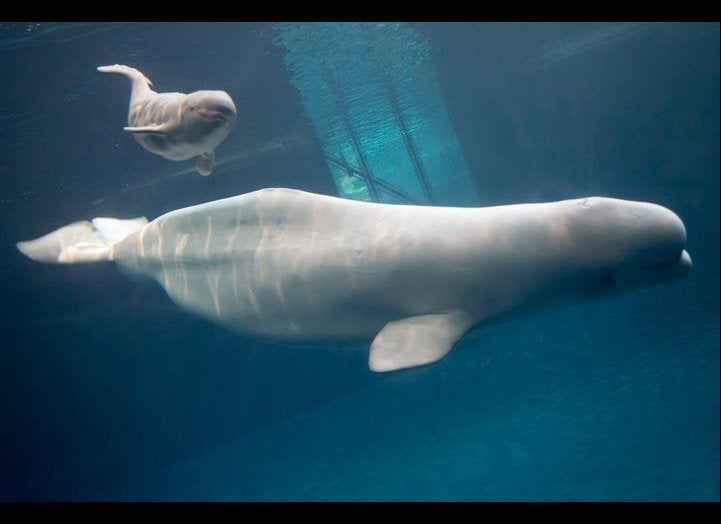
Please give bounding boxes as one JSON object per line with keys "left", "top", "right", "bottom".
{"left": 121, "top": 188, "right": 387, "bottom": 269}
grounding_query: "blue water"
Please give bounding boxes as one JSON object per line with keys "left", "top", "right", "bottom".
{"left": 0, "top": 22, "right": 718, "bottom": 501}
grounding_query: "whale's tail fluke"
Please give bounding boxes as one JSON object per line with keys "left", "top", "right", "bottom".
{"left": 17, "top": 217, "right": 147, "bottom": 264}
{"left": 97, "top": 64, "right": 155, "bottom": 99}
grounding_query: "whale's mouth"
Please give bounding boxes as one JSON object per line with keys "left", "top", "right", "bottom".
{"left": 619, "top": 248, "right": 692, "bottom": 288}
{"left": 201, "top": 112, "right": 233, "bottom": 125}
{"left": 196, "top": 103, "right": 237, "bottom": 127}
{"left": 647, "top": 248, "right": 692, "bottom": 278}
{"left": 204, "top": 103, "right": 236, "bottom": 120}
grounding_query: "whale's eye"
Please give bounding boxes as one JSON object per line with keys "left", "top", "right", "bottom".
{"left": 600, "top": 268, "right": 616, "bottom": 286}
{"left": 585, "top": 268, "right": 617, "bottom": 297}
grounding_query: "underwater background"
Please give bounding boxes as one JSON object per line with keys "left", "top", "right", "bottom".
{"left": 0, "top": 22, "right": 718, "bottom": 501}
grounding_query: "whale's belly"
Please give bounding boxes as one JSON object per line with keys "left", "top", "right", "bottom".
{"left": 134, "top": 134, "right": 202, "bottom": 161}
{"left": 128, "top": 94, "right": 205, "bottom": 161}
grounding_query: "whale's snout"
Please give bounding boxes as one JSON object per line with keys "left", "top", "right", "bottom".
{"left": 613, "top": 202, "right": 692, "bottom": 288}
{"left": 185, "top": 90, "right": 237, "bottom": 129}
{"left": 201, "top": 91, "right": 237, "bottom": 123}
{"left": 627, "top": 203, "right": 688, "bottom": 267}
{"left": 570, "top": 197, "right": 692, "bottom": 293}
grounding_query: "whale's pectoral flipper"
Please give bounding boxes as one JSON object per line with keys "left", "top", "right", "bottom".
{"left": 17, "top": 217, "right": 147, "bottom": 264}
{"left": 195, "top": 151, "right": 214, "bottom": 177}
{"left": 369, "top": 311, "right": 476, "bottom": 372}
{"left": 123, "top": 124, "right": 169, "bottom": 135}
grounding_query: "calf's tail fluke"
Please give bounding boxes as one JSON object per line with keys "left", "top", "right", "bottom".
{"left": 17, "top": 217, "right": 147, "bottom": 264}
{"left": 97, "top": 64, "right": 154, "bottom": 91}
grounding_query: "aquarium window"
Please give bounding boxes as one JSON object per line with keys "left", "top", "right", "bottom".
{"left": 274, "top": 22, "right": 479, "bottom": 206}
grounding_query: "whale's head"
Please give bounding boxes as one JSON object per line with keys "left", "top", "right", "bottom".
{"left": 181, "top": 90, "right": 237, "bottom": 145}
{"left": 562, "top": 197, "right": 692, "bottom": 296}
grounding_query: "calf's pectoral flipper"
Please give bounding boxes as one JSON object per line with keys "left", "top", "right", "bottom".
{"left": 124, "top": 123, "right": 170, "bottom": 135}
{"left": 369, "top": 310, "right": 476, "bottom": 372}
{"left": 195, "top": 151, "right": 215, "bottom": 177}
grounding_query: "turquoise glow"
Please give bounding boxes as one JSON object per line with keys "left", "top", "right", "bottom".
{"left": 274, "top": 22, "right": 479, "bottom": 206}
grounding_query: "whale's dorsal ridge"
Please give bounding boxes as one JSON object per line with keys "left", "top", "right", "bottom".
{"left": 150, "top": 187, "right": 338, "bottom": 245}
{"left": 369, "top": 311, "right": 476, "bottom": 372}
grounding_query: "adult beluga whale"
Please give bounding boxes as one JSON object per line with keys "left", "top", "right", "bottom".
{"left": 97, "top": 64, "right": 237, "bottom": 176}
{"left": 16, "top": 188, "right": 691, "bottom": 372}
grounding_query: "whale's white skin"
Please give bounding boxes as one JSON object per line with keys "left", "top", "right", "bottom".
{"left": 17, "top": 188, "right": 692, "bottom": 372}
{"left": 97, "top": 64, "right": 237, "bottom": 176}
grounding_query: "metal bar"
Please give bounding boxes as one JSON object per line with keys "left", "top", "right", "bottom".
{"left": 378, "top": 67, "right": 436, "bottom": 204}
{"left": 324, "top": 153, "right": 422, "bottom": 205}
{"left": 319, "top": 59, "right": 381, "bottom": 202}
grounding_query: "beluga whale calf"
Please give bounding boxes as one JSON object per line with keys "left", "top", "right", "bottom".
{"left": 97, "top": 64, "right": 237, "bottom": 176}
{"left": 17, "top": 188, "right": 691, "bottom": 372}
